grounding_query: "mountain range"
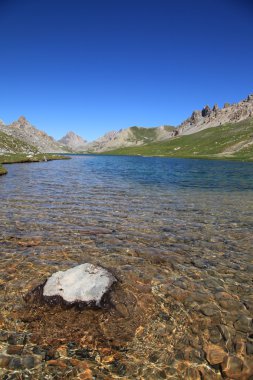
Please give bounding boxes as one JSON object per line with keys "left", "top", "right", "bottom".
{"left": 0, "top": 94, "right": 253, "bottom": 158}
{"left": 0, "top": 116, "right": 65, "bottom": 154}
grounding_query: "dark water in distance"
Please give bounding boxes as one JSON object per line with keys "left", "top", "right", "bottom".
{"left": 49, "top": 155, "right": 253, "bottom": 191}
{"left": 2, "top": 155, "right": 253, "bottom": 193}
{"left": 0, "top": 155, "right": 253, "bottom": 379}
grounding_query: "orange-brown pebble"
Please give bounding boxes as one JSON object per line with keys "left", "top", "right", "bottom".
{"left": 221, "top": 355, "right": 244, "bottom": 379}
{"left": 184, "top": 367, "right": 202, "bottom": 380}
{"left": 102, "top": 354, "right": 116, "bottom": 363}
{"left": 205, "top": 344, "right": 227, "bottom": 365}
{"left": 78, "top": 368, "right": 93, "bottom": 380}
{"left": 7, "top": 345, "right": 23, "bottom": 355}
{"left": 70, "top": 358, "right": 89, "bottom": 370}
{"left": 56, "top": 345, "right": 68, "bottom": 357}
{"left": 46, "top": 359, "right": 67, "bottom": 368}
{"left": 242, "top": 356, "right": 253, "bottom": 379}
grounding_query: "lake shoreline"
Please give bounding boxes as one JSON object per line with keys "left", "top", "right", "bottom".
{"left": 0, "top": 153, "right": 70, "bottom": 176}
{"left": 98, "top": 152, "right": 253, "bottom": 162}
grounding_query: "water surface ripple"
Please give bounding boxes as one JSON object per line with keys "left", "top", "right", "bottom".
{"left": 0, "top": 156, "right": 252, "bottom": 379}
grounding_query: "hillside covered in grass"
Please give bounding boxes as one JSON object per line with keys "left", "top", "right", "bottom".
{"left": 0, "top": 153, "right": 70, "bottom": 176}
{"left": 102, "top": 118, "right": 253, "bottom": 161}
{"left": 129, "top": 125, "right": 175, "bottom": 143}
{"left": 0, "top": 130, "right": 39, "bottom": 175}
{"left": 0, "top": 130, "right": 70, "bottom": 175}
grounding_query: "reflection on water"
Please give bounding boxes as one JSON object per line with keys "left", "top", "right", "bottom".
{"left": 0, "top": 156, "right": 252, "bottom": 379}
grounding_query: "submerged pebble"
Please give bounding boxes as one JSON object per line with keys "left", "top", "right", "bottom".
{"left": 0, "top": 156, "right": 253, "bottom": 379}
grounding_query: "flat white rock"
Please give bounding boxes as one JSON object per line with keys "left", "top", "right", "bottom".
{"left": 43, "top": 263, "right": 116, "bottom": 306}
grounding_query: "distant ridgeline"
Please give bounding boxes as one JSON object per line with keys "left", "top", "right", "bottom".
{"left": 0, "top": 94, "right": 253, "bottom": 159}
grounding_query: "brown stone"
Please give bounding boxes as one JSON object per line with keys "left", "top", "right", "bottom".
{"left": 69, "top": 358, "right": 89, "bottom": 370}
{"left": 79, "top": 369, "right": 93, "bottom": 380}
{"left": 234, "top": 315, "right": 252, "bottom": 333}
{"left": 0, "top": 354, "right": 11, "bottom": 368}
{"left": 7, "top": 344, "right": 23, "bottom": 355}
{"left": 198, "top": 366, "right": 219, "bottom": 380}
{"left": 18, "top": 238, "right": 42, "bottom": 247}
{"left": 205, "top": 344, "right": 227, "bottom": 365}
{"left": 46, "top": 359, "right": 67, "bottom": 368}
{"left": 200, "top": 304, "right": 220, "bottom": 317}
{"left": 235, "top": 339, "right": 246, "bottom": 356}
{"left": 184, "top": 367, "right": 202, "bottom": 380}
{"left": 215, "top": 291, "right": 234, "bottom": 301}
{"left": 221, "top": 355, "right": 243, "bottom": 379}
{"left": 242, "top": 356, "right": 253, "bottom": 379}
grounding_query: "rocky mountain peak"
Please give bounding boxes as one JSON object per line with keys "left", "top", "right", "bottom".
{"left": 18, "top": 116, "right": 28, "bottom": 125}
{"left": 190, "top": 110, "right": 202, "bottom": 122}
{"left": 10, "top": 116, "right": 31, "bottom": 129}
{"left": 202, "top": 105, "right": 212, "bottom": 117}
{"left": 0, "top": 117, "right": 66, "bottom": 153}
{"left": 212, "top": 104, "right": 219, "bottom": 112}
{"left": 179, "top": 94, "right": 253, "bottom": 136}
{"left": 58, "top": 131, "right": 87, "bottom": 151}
{"left": 65, "top": 131, "right": 76, "bottom": 138}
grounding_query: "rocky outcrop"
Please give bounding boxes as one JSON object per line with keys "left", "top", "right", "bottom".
{"left": 58, "top": 131, "right": 87, "bottom": 151}
{"left": 0, "top": 117, "right": 67, "bottom": 153}
{"left": 0, "top": 128, "right": 38, "bottom": 155}
{"left": 201, "top": 105, "right": 212, "bottom": 117}
{"left": 178, "top": 94, "right": 253, "bottom": 135}
{"left": 212, "top": 104, "right": 219, "bottom": 112}
{"left": 190, "top": 110, "right": 202, "bottom": 123}
{"left": 1, "top": 93, "right": 253, "bottom": 155}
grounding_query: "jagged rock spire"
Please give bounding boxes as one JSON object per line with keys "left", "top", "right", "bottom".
{"left": 202, "top": 105, "right": 212, "bottom": 117}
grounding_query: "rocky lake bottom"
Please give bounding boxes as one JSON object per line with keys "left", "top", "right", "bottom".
{"left": 0, "top": 155, "right": 252, "bottom": 379}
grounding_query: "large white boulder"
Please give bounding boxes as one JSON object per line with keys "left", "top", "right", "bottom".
{"left": 42, "top": 263, "right": 116, "bottom": 307}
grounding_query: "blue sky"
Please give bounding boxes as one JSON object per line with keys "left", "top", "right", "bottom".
{"left": 0, "top": 0, "right": 253, "bottom": 141}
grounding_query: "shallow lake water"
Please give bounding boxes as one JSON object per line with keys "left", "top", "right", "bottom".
{"left": 0, "top": 156, "right": 252, "bottom": 379}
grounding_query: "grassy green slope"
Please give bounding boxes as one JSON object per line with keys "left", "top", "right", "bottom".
{"left": 128, "top": 126, "right": 175, "bottom": 144}
{"left": 0, "top": 130, "right": 70, "bottom": 175}
{"left": 0, "top": 130, "right": 39, "bottom": 175}
{"left": 0, "top": 153, "right": 69, "bottom": 164}
{"left": 0, "top": 153, "right": 70, "bottom": 176}
{"left": 129, "top": 127, "right": 158, "bottom": 142}
{"left": 0, "top": 164, "right": 7, "bottom": 175}
{"left": 102, "top": 118, "right": 253, "bottom": 161}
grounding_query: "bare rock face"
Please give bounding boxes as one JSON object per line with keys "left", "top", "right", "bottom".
{"left": 201, "top": 105, "right": 212, "bottom": 117}
{"left": 58, "top": 131, "right": 87, "bottom": 151}
{"left": 178, "top": 94, "right": 253, "bottom": 135}
{"left": 82, "top": 126, "right": 175, "bottom": 153}
{"left": 212, "top": 104, "right": 219, "bottom": 112}
{"left": 25, "top": 263, "right": 117, "bottom": 308}
{"left": 17, "top": 116, "right": 28, "bottom": 127}
{"left": 0, "top": 116, "right": 66, "bottom": 153}
{"left": 190, "top": 110, "right": 202, "bottom": 122}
